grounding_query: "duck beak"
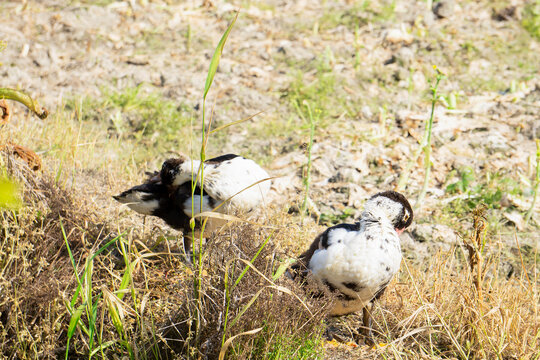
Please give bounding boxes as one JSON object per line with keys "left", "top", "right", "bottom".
{"left": 395, "top": 228, "right": 405, "bottom": 236}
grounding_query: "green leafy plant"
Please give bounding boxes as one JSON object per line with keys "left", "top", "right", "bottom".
{"left": 525, "top": 139, "right": 540, "bottom": 225}
{"left": 416, "top": 68, "right": 444, "bottom": 207}
{"left": 439, "top": 91, "right": 459, "bottom": 109}
{"left": 239, "top": 324, "right": 324, "bottom": 360}
{"left": 0, "top": 175, "right": 21, "bottom": 209}
{"left": 319, "top": 207, "right": 355, "bottom": 226}
{"left": 522, "top": 1, "right": 540, "bottom": 40}
{"left": 444, "top": 169, "right": 522, "bottom": 224}
{"left": 286, "top": 56, "right": 339, "bottom": 129}
{"left": 189, "top": 11, "right": 239, "bottom": 351}
{"left": 102, "top": 85, "right": 191, "bottom": 141}
{"left": 446, "top": 167, "right": 475, "bottom": 194}
{"left": 62, "top": 222, "right": 127, "bottom": 359}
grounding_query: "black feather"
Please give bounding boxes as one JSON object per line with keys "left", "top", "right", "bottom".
{"left": 205, "top": 153, "right": 240, "bottom": 164}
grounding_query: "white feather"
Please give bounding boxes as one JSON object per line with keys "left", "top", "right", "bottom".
{"left": 117, "top": 191, "right": 159, "bottom": 215}
{"left": 363, "top": 195, "right": 403, "bottom": 225}
{"left": 309, "top": 214, "right": 401, "bottom": 312}
{"left": 202, "top": 157, "right": 271, "bottom": 211}
{"left": 171, "top": 156, "right": 271, "bottom": 212}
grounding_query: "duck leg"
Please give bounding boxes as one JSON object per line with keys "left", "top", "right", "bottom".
{"left": 361, "top": 303, "right": 376, "bottom": 345}
{"left": 323, "top": 319, "right": 348, "bottom": 343}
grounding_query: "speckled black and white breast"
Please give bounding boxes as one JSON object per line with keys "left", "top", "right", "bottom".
{"left": 308, "top": 215, "right": 402, "bottom": 306}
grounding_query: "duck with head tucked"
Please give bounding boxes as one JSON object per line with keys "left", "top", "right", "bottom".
{"left": 114, "top": 154, "right": 271, "bottom": 254}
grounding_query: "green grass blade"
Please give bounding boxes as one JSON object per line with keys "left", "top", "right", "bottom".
{"left": 89, "top": 341, "right": 116, "bottom": 357}
{"left": 85, "top": 259, "right": 97, "bottom": 354}
{"left": 60, "top": 219, "right": 80, "bottom": 282}
{"left": 67, "top": 303, "right": 86, "bottom": 339}
{"left": 65, "top": 303, "right": 86, "bottom": 360}
{"left": 116, "top": 234, "right": 139, "bottom": 305}
{"left": 525, "top": 139, "right": 540, "bottom": 224}
{"left": 116, "top": 260, "right": 137, "bottom": 301}
{"left": 88, "top": 295, "right": 102, "bottom": 356}
{"left": 85, "top": 257, "right": 93, "bottom": 305}
{"left": 62, "top": 223, "right": 122, "bottom": 357}
{"left": 105, "top": 290, "right": 125, "bottom": 337}
{"left": 229, "top": 287, "right": 266, "bottom": 329}
{"left": 89, "top": 232, "right": 126, "bottom": 262}
{"left": 272, "top": 258, "right": 296, "bottom": 281}
{"left": 233, "top": 231, "right": 274, "bottom": 288}
{"left": 60, "top": 220, "right": 84, "bottom": 308}
{"left": 65, "top": 302, "right": 90, "bottom": 337}
{"left": 69, "top": 284, "right": 82, "bottom": 309}
{"left": 301, "top": 101, "right": 316, "bottom": 221}
{"left": 203, "top": 11, "right": 239, "bottom": 101}
{"left": 221, "top": 258, "right": 236, "bottom": 347}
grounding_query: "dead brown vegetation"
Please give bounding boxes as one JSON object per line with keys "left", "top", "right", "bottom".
{"left": 147, "top": 223, "right": 330, "bottom": 359}
{"left": 0, "top": 151, "right": 113, "bottom": 357}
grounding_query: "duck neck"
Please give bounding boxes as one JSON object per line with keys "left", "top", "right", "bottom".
{"left": 172, "top": 159, "right": 202, "bottom": 186}
{"left": 183, "top": 159, "right": 202, "bottom": 175}
{"left": 361, "top": 208, "right": 393, "bottom": 228}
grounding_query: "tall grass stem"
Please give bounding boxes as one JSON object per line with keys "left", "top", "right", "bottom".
{"left": 301, "top": 101, "right": 316, "bottom": 223}
{"left": 415, "top": 72, "right": 443, "bottom": 208}
{"left": 525, "top": 139, "right": 539, "bottom": 224}
{"left": 192, "top": 11, "right": 238, "bottom": 351}
{"left": 397, "top": 68, "right": 444, "bottom": 200}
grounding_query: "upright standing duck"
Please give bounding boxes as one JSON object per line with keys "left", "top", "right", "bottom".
{"left": 290, "top": 190, "right": 413, "bottom": 342}
{"left": 113, "top": 154, "right": 271, "bottom": 252}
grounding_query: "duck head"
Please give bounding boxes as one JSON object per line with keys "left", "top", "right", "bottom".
{"left": 160, "top": 155, "right": 194, "bottom": 187}
{"left": 363, "top": 190, "right": 413, "bottom": 235}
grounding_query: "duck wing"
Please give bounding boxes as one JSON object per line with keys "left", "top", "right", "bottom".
{"left": 201, "top": 155, "right": 270, "bottom": 211}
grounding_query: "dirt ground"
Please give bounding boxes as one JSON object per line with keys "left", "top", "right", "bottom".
{"left": 3, "top": 0, "right": 539, "bottom": 249}
{"left": 1, "top": 0, "right": 539, "bottom": 358}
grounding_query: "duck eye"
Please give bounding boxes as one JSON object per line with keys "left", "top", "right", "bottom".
{"left": 403, "top": 212, "right": 410, "bottom": 222}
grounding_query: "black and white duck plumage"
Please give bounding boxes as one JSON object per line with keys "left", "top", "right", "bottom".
{"left": 113, "top": 154, "right": 271, "bottom": 248}
{"left": 290, "top": 190, "right": 413, "bottom": 341}
{"left": 159, "top": 154, "right": 270, "bottom": 214}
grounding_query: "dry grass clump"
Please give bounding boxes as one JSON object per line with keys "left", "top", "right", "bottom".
{"left": 157, "top": 223, "right": 329, "bottom": 359}
{"left": 0, "top": 150, "right": 114, "bottom": 358}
